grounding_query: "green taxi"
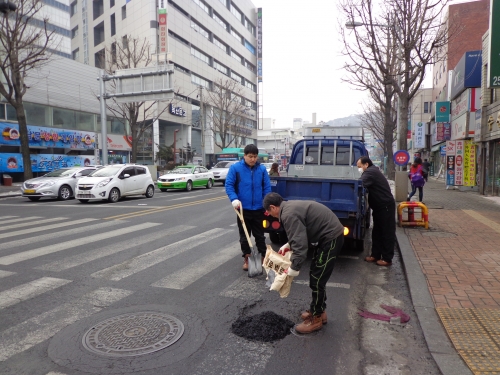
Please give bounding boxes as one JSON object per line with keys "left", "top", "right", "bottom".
{"left": 157, "top": 165, "right": 214, "bottom": 192}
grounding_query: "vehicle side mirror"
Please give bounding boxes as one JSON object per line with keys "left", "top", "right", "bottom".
{"left": 123, "top": 173, "right": 130, "bottom": 178}
{"left": 74, "top": 172, "right": 83, "bottom": 178}
{"left": 194, "top": 171, "right": 199, "bottom": 174}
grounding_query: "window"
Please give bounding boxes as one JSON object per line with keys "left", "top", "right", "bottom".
{"left": 70, "top": 1, "right": 77, "bottom": 16}
{"left": 213, "top": 37, "right": 227, "bottom": 52}
{"left": 193, "top": 0, "right": 209, "bottom": 14}
{"left": 53, "top": 107, "right": 76, "bottom": 129}
{"left": 231, "top": 70, "right": 242, "bottom": 83}
{"left": 121, "top": 167, "right": 136, "bottom": 177}
{"left": 244, "top": 40, "right": 255, "bottom": 54}
{"left": 122, "top": 35, "right": 128, "bottom": 49}
{"left": 245, "top": 18, "right": 255, "bottom": 35}
{"left": 71, "top": 26, "right": 78, "bottom": 39}
{"left": 191, "top": 74, "right": 210, "bottom": 89}
{"left": 424, "top": 102, "right": 429, "bottom": 113}
{"left": 214, "top": 60, "right": 229, "bottom": 75}
{"left": 93, "top": 0, "right": 103, "bottom": 20}
{"left": 94, "top": 49, "right": 105, "bottom": 69}
{"left": 245, "top": 81, "right": 256, "bottom": 92}
{"left": 0, "top": 104, "right": 4, "bottom": 120}
{"left": 110, "top": 0, "right": 114, "bottom": 7}
{"left": 230, "top": 3, "right": 242, "bottom": 21}
{"left": 169, "top": 30, "right": 189, "bottom": 46}
{"left": 136, "top": 167, "right": 146, "bottom": 175}
{"left": 219, "top": 0, "right": 226, "bottom": 5}
{"left": 80, "top": 169, "right": 95, "bottom": 176}
{"left": 93, "top": 21, "right": 105, "bottom": 46}
{"left": 110, "top": 14, "right": 115, "bottom": 36}
{"left": 231, "top": 50, "right": 242, "bottom": 64}
{"left": 191, "top": 20, "right": 209, "bottom": 39}
{"left": 321, "top": 146, "right": 334, "bottom": 165}
{"left": 305, "top": 146, "right": 318, "bottom": 164}
{"left": 213, "top": 12, "right": 227, "bottom": 29}
{"left": 191, "top": 46, "right": 210, "bottom": 65}
{"left": 231, "top": 29, "right": 242, "bottom": 43}
{"left": 72, "top": 48, "right": 80, "bottom": 60}
{"left": 121, "top": 4, "right": 126, "bottom": 20}
{"left": 245, "top": 60, "right": 255, "bottom": 72}
{"left": 25, "top": 102, "right": 51, "bottom": 126}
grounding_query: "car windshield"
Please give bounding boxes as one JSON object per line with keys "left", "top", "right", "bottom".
{"left": 88, "top": 166, "right": 123, "bottom": 177}
{"left": 213, "top": 162, "right": 233, "bottom": 168}
{"left": 263, "top": 163, "right": 273, "bottom": 169}
{"left": 168, "top": 168, "right": 193, "bottom": 174}
{"left": 43, "top": 168, "right": 79, "bottom": 177}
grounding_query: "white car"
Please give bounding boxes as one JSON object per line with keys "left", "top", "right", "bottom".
{"left": 262, "top": 163, "right": 274, "bottom": 173}
{"left": 76, "top": 164, "right": 155, "bottom": 203}
{"left": 157, "top": 165, "right": 214, "bottom": 192}
{"left": 210, "top": 161, "right": 237, "bottom": 185}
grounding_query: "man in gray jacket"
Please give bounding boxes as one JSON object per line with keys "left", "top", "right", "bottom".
{"left": 263, "top": 192, "right": 344, "bottom": 334}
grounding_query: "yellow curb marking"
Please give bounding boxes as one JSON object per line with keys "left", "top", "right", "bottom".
{"left": 463, "top": 210, "right": 500, "bottom": 234}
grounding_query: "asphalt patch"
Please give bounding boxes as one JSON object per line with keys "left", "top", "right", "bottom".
{"left": 231, "top": 311, "right": 294, "bottom": 342}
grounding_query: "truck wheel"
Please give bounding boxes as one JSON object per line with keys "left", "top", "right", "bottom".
{"left": 269, "top": 232, "right": 281, "bottom": 244}
{"left": 355, "top": 239, "right": 365, "bottom": 252}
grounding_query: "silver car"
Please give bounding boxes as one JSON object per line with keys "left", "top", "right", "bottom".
{"left": 211, "top": 160, "right": 237, "bottom": 185}
{"left": 22, "top": 166, "right": 101, "bottom": 201}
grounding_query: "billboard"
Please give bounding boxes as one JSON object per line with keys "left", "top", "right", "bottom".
{"left": 0, "top": 154, "right": 96, "bottom": 173}
{"left": 488, "top": 0, "right": 500, "bottom": 88}
{"left": 435, "top": 101, "right": 450, "bottom": 122}
{"left": 414, "top": 122, "right": 425, "bottom": 148}
{"left": 450, "top": 51, "right": 482, "bottom": 99}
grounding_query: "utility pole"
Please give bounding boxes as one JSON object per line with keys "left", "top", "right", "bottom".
{"left": 200, "top": 86, "right": 206, "bottom": 165}
{"left": 99, "top": 70, "right": 108, "bottom": 166}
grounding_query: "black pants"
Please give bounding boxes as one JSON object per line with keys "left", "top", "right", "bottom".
{"left": 309, "top": 234, "right": 344, "bottom": 316}
{"left": 236, "top": 209, "right": 266, "bottom": 257}
{"left": 371, "top": 201, "right": 396, "bottom": 262}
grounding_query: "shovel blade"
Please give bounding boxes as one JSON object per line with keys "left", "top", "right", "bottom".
{"left": 247, "top": 247, "right": 263, "bottom": 278}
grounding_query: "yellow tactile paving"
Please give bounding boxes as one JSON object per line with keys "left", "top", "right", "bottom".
{"left": 463, "top": 210, "right": 500, "bottom": 235}
{"left": 438, "top": 308, "right": 500, "bottom": 375}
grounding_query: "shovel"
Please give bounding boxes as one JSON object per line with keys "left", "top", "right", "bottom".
{"left": 234, "top": 204, "right": 263, "bottom": 278}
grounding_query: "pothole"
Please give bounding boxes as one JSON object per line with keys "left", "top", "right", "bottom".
{"left": 231, "top": 311, "right": 294, "bottom": 342}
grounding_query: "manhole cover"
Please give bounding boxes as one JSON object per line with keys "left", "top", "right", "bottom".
{"left": 231, "top": 311, "right": 294, "bottom": 342}
{"left": 82, "top": 312, "right": 184, "bottom": 357}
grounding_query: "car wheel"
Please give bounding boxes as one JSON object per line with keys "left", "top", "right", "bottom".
{"left": 160, "top": 188, "right": 168, "bottom": 192}
{"left": 58, "top": 185, "right": 72, "bottom": 201}
{"left": 206, "top": 179, "right": 213, "bottom": 189}
{"left": 185, "top": 181, "right": 192, "bottom": 192}
{"left": 108, "top": 188, "right": 120, "bottom": 203}
{"left": 78, "top": 199, "right": 89, "bottom": 203}
{"left": 145, "top": 185, "right": 155, "bottom": 198}
{"left": 28, "top": 197, "right": 41, "bottom": 201}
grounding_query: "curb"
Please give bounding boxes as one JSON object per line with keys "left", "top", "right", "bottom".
{"left": 396, "top": 226, "right": 473, "bottom": 375}
{"left": 0, "top": 192, "right": 22, "bottom": 198}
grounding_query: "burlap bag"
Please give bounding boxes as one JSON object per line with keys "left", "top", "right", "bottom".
{"left": 263, "top": 245, "right": 295, "bottom": 298}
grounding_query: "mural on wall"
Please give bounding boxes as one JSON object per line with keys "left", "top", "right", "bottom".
{"left": 0, "top": 154, "right": 96, "bottom": 173}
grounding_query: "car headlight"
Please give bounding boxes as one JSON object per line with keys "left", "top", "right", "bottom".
{"left": 40, "top": 181, "right": 56, "bottom": 188}
{"left": 96, "top": 178, "right": 112, "bottom": 188}
{"left": 174, "top": 177, "right": 186, "bottom": 181}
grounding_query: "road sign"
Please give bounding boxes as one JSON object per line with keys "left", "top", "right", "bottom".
{"left": 393, "top": 150, "right": 410, "bottom": 166}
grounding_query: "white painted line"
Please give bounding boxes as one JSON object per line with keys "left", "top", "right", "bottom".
{"left": 0, "top": 217, "right": 69, "bottom": 233}
{"left": 0, "top": 270, "right": 16, "bottom": 278}
{"left": 0, "top": 217, "right": 42, "bottom": 226}
{"left": 0, "top": 216, "right": 18, "bottom": 220}
{"left": 0, "top": 220, "right": 118, "bottom": 252}
{"left": 91, "top": 228, "right": 228, "bottom": 281}
{"left": 0, "top": 277, "right": 72, "bottom": 310}
{"left": 191, "top": 333, "right": 273, "bottom": 375}
{"left": 152, "top": 242, "right": 238, "bottom": 289}
{"left": 45, "top": 372, "right": 67, "bottom": 375}
{"left": 0, "top": 287, "right": 133, "bottom": 362}
{"left": 36, "top": 225, "right": 195, "bottom": 272}
{"left": 229, "top": 223, "right": 238, "bottom": 227}
{"left": 0, "top": 218, "right": 97, "bottom": 241}
{"left": 293, "top": 280, "right": 350, "bottom": 289}
{"left": 338, "top": 255, "right": 359, "bottom": 260}
{"left": 220, "top": 275, "right": 265, "bottom": 300}
{"left": 0, "top": 222, "right": 160, "bottom": 265}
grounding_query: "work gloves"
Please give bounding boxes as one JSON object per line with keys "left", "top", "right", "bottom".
{"left": 232, "top": 199, "right": 241, "bottom": 209}
{"left": 286, "top": 268, "right": 299, "bottom": 277}
{"left": 278, "top": 243, "right": 290, "bottom": 255}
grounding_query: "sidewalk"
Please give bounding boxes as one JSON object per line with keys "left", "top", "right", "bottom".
{"left": 396, "top": 177, "right": 500, "bottom": 375}
{"left": 0, "top": 183, "right": 22, "bottom": 198}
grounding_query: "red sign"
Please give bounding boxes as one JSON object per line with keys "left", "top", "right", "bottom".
{"left": 456, "top": 155, "right": 463, "bottom": 167}
{"left": 393, "top": 150, "right": 410, "bottom": 166}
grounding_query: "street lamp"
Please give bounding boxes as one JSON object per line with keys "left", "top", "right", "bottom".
{"left": 173, "top": 129, "right": 179, "bottom": 164}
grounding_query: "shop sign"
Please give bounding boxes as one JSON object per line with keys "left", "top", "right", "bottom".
{"left": 451, "top": 112, "right": 468, "bottom": 140}
{"left": 488, "top": 0, "right": 500, "bottom": 88}
{"left": 169, "top": 104, "right": 186, "bottom": 117}
{"left": 440, "top": 145, "right": 446, "bottom": 156}
{"left": 97, "top": 134, "right": 132, "bottom": 151}
{"left": 158, "top": 1, "right": 167, "bottom": 54}
{"left": 0, "top": 154, "right": 96, "bottom": 173}
{"left": 443, "top": 122, "right": 451, "bottom": 140}
{"left": 451, "top": 90, "right": 469, "bottom": 118}
{"left": 414, "top": 122, "right": 425, "bottom": 148}
{"left": 450, "top": 51, "right": 482, "bottom": 99}
{"left": 474, "top": 109, "right": 482, "bottom": 142}
{"left": 435, "top": 102, "right": 450, "bottom": 122}
{"left": 463, "top": 140, "right": 476, "bottom": 186}
{"left": 393, "top": 150, "right": 410, "bottom": 166}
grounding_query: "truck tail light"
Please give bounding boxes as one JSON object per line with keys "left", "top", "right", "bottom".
{"left": 344, "top": 227, "right": 349, "bottom": 236}
{"left": 263, "top": 220, "right": 270, "bottom": 228}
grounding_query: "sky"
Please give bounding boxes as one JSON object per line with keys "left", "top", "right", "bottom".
{"left": 251, "top": 0, "right": 477, "bottom": 128}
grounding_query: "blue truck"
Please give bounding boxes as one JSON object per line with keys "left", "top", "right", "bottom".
{"left": 262, "top": 126, "right": 371, "bottom": 250}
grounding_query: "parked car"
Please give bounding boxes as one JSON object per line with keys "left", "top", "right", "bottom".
{"left": 262, "top": 162, "right": 274, "bottom": 173}
{"left": 157, "top": 165, "right": 214, "bottom": 192}
{"left": 21, "top": 166, "right": 101, "bottom": 201}
{"left": 210, "top": 161, "right": 237, "bottom": 185}
{"left": 76, "top": 164, "right": 155, "bottom": 203}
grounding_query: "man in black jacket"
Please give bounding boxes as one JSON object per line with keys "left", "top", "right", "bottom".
{"left": 356, "top": 156, "right": 395, "bottom": 266}
{"left": 263, "top": 192, "right": 344, "bottom": 334}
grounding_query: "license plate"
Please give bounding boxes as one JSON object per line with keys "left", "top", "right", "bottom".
{"left": 78, "top": 191, "right": 85, "bottom": 195}
{"left": 164, "top": 183, "right": 172, "bottom": 186}
{"left": 24, "top": 189, "right": 36, "bottom": 194}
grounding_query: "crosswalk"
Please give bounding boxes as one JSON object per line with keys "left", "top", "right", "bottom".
{"left": 0, "top": 214, "right": 353, "bottom": 372}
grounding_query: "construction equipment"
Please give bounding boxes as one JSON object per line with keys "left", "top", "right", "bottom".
{"left": 234, "top": 204, "right": 263, "bottom": 278}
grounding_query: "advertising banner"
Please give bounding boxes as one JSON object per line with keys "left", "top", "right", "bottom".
{"left": 435, "top": 102, "right": 450, "bottom": 122}
{"left": 158, "top": 1, "right": 167, "bottom": 54}
{"left": 414, "top": 122, "right": 425, "bottom": 148}
{"left": 450, "top": 51, "right": 482, "bottom": 99}
{"left": 474, "top": 109, "right": 482, "bottom": 142}
{"left": 257, "top": 8, "right": 262, "bottom": 83}
{"left": 488, "top": 0, "right": 500, "bottom": 88}
{"left": 0, "top": 122, "right": 96, "bottom": 149}
{"left": 463, "top": 140, "right": 476, "bottom": 186}
{"left": 455, "top": 140, "right": 464, "bottom": 185}
{"left": 436, "top": 122, "right": 444, "bottom": 141}
{"left": 0, "top": 154, "right": 96, "bottom": 173}
{"left": 451, "top": 112, "right": 468, "bottom": 140}
{"left": 97, "top": 134, "right": 133, "bottom": 151}
{"left": 446, "top": 141, "right": 456, "bottom": 186}
{"left": 443, "top": 122, "right": 451, "bottom": 140}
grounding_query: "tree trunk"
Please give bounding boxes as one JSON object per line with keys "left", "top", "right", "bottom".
{"left": 15, "top": 101, "right": 33, "bottom": 180}
{"left": 399, "top": 90, "right": 410, "bottom": 162}
{"left": 383, "top": 104, "right": 395, "bottom": 180}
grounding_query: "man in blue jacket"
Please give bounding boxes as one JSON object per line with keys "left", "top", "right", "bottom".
{"left": 226, "top": 144, "right": 272, "bottom": 270}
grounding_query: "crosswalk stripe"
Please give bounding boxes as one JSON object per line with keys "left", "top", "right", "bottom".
{"left": 0, "top": 222, "right": 161, "bottom": 265}
{"left": 36, "top": 225, "right": 196, "bottom": 272}
{"left": 0, "top": 270, "right": 16, "bottom": 278}
{"left": 0, "top": 216, "right": 43, "bottom": 226}
{"left": 191, "top": 333, "right": 273, "bottom": 375}
{"left": 0, "top": 218, "right": 97, "bottom": 242}
{"left": 0, "top": 216, "right": 18, "bottom": 219}
{"left": 45, "top": 372, "right": 67, "bottom": 375}
{"left": 0, "top": 287, "right": 133, "bottom": 362}
{"left": 0, "top": 217, "right": 68, "bottom": 233}
{"left": 91, "top": 228, "right": 228, "bottom": 281}
{"left": 220, "top": 275, "right": 265, "bottom": 300}
{"left": 152, "top": 242, "right": 239, "bottom": 289}
{"left": 0, "top": 219, "right": 120, "bottom": 250}
{"left": 0, "top": 277, "right": 72, "bottom": 310}
{"left": 293, "top": 280, "right": 351, "bottom": 289}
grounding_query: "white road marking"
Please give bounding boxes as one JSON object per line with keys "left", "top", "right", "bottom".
{"left": 0, "top": 217, "right": 42, "bottom": 226}
{"left": 0, "top": 217, "right": 86, "bottom": 239}
{"left": 229, "top": 223, "right": 238, "bottom": 227}
{"left": 36, "top": 225, "right": 195, "bottom": 271}
{"left": 293, "top": 280, "right": 350, "bottom": 289}
{"left": 45, "top": 372, "right": 67, "bottom": 375}
{"left": 0, "top": 277, "right": 72, "bottom": 310}
{"left": 152, "top": 242, "right": 239, "bottom": 289}
{"left": 0, "top": 287, "right": 132, "bottom": 362}
{"left": 0, "top": 270, "right": 16, "bottom": 278}
{"left": 0, "top": 216, "right": 18, "bottom": 220}
{"left": 91, "top": 228, "right": 227, "bottom": 281}
{"left": 0, "top": 222, "right": 160, "bottom": 265}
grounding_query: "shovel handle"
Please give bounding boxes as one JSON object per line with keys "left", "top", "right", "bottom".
{"left": 234, "top": 204, "right": 253, "bottom": 248}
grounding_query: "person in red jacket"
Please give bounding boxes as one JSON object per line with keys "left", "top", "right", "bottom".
{"left": 408, "top": 157, "right": 426, "bottom": 203}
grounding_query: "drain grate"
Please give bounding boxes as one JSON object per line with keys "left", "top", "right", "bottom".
{"left": 82, "top": 311, "right": 184, "bottom": 357}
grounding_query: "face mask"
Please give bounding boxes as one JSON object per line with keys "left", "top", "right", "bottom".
{"left": 358, "top": 168, "right": 364, "bottom": 174}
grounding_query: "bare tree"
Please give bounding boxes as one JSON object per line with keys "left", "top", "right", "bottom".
{"left": 339, "top": 0, "right": 455, "bottom": 167}
{"left": 0, "top": 0, "right": 55, "bottom": 180}
{"left": 204, "top": 78, "right": 250, "bottom": 150}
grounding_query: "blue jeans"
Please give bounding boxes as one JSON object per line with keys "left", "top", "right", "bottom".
{"left": 408, "top": 184, "right": 423, "bottom": 202}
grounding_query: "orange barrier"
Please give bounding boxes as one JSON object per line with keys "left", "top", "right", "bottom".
{"left": 397, "top": 202, "right": 429, "bottom": 229}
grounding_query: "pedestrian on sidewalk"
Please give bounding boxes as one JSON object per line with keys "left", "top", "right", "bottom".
{"left": 268, "top": 162, "right": 280, "bottom": 177}
{"left": 263, "top": 192, "right": 344, "bottom": 334}
{"left": 226, "top": 144, "right": 272, "bottom": 271}
{"left": 422, "top": 158, "right": 431, "bottom": 182}
{"left": 408, "top": 157, "right": 425, "bottom": 203}
{"left": 356, "top": 156, "right": 395, "bottom": 266}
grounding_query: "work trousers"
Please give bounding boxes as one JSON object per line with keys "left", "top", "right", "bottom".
{"left": 371, "top": 201, "right": 396, "bottom": 262}
{"left": 309, "top": 234, "right": 344, "bottom": 316}
{"left": 236, "top": 208, "right": 267, "bottom": 257}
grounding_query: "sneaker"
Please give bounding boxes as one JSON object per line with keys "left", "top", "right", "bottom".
{"left": 301, "top": 310, "right": 327, "bottom": 324}
{"left": 242, "top": 254, "right": 249, "bottom": 271}
{"left": 365, "top": 256, "right": 378, "bottom": 263}
{"left": 376, "top": 259, "right": 392, "bottom": 266}
{"left": 295, "top": 315, "right": 323, "bottom": 334}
